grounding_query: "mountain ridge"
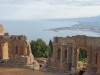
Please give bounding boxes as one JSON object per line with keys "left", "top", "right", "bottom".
{"left": 44, "top": 15, "right": 100, "bottom": 22}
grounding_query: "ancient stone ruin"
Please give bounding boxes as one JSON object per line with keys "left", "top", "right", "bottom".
{"left": 0, "top": 24, "right": 34, "bottom": 65}
{"left": 0, "top": 25, "right": 4, "bottom": 35}
{"left": 47, "top": 35, "right": 100, "bottom": 75}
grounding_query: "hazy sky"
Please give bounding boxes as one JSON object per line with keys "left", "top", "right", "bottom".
{"left": 0, "top": 0, "right": 100, "bottom": 20}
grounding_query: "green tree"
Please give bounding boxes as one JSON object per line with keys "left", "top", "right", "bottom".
{"left": 79, "top": 48, "right": 87, "bottom": 63}
{"left": 79, "top": 48, "right": 87, "bottom": 59}
{"left": 49, "top": 39, "right": 53, "bottom": 57}
{"left": 30, "top": 38, "right": 50, "bottom": 58}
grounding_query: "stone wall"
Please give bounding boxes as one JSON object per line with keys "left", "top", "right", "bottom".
{"left": 0, "top": 42, "right": 9, "bottom": 59}
{"left": 0, "top": 25, "right": 34, "bottom": 64}
{"left": 47, "top": 35, "right": 100, "bottom": 75}
{"left": 0, "top": 24, "right": 4, "bottom": 35}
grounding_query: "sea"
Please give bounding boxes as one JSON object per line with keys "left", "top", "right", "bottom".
{"left": 0, "top": 20, "right": 100, "bottom": 44}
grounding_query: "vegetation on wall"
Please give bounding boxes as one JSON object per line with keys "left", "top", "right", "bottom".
{"left": 79, "top": 48, "right": 87, "bottom": 63}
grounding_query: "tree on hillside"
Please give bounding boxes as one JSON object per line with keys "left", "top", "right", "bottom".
{"left": 30, "top": 38, "right": 50, "bottom": 58}
{"left": 49, "top": 39, "right": 53, "bottom": 57}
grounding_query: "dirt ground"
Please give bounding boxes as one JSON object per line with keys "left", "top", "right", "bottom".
{"left": 0, "top": 67, "right": 67, "bottom": 75}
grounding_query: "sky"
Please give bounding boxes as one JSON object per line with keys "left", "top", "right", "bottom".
{"left": 0, "top": 0, "right": 100, "bottom": 20}
{"left": 0, "top": 0, "right": 100, "bottom": 43}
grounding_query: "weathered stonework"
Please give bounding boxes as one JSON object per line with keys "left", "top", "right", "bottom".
{"left": 0, "top": 24, "right": 4, "bottom": 35}
{"left": 0, "top": 25, "right": 34, "bottom": 64}
{"left": 47, "top": 35, "right": 100, "bottom": 75}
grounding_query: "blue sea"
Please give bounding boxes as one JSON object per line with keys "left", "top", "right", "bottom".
{"left": 0, "top": 20, "right": 100, "bottom": 43}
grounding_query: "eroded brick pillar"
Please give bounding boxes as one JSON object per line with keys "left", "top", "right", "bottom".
{"left": 27, "top": 44, "right": 33, "bottom": 56}
{"left": 97, "top": 50, "right": 100, "bottom": 73}
{"left": 90, "top": 47, "right": 97, "bottom": 73}
{"left": 87, "top": 46, "right": 97, "bottom": 74}
{"left": 23, "top": 46, "right": 27, "bottom": 56}
{"left": 1, "top": 42, "right": 9, "bottom": 59}
{"left": 67, "top": 45, "right": 69, "bottom": 63}
{"left": 71, "top": 46, "right": 76, "bottom": 72}
{"left": 53, "top": 44, "right": 59, "bottom": 61}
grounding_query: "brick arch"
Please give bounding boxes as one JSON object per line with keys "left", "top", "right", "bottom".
{"left": 48, "top": 35, "right": 100, "bottom": 75}
{"left": 57, "top": 49, "right": 61, "bottom": 61}
{"left": 0, "top": 42, "right": 9, "bottom": 59}
{"left": 76, "top": 47, "right": 88, "bottom": 71}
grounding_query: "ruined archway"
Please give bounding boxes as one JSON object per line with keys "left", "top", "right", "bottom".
{"left": 48, "top": 35, "right": 100, "bottom": 75}
{"left": 57, "top": 49, "right": 61, "bottom": 61}
{"left": 76, "top": 48, "right": 88, "bottom": 75}
{"left": 77, "top": 48, "right": 87, "bottom": 70}
{"left": 79, "top": 48, "right": 87, "bottom": 63}
{"left": 0, "top": 42, "right": 9, "bottom": 59}
{"left": 0, "top": 25, "right": 34, "bottom": 65}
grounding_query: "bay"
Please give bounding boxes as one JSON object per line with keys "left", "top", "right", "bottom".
{"left": 0, "top": 20, "right": 100, "bottom": 43}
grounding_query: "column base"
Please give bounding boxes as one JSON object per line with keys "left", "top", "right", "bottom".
{"left": 71, "top": 67, "right": 75, "bottom": 72}
{"left": 83, "top": 71, "right": 98, "bottom": 75}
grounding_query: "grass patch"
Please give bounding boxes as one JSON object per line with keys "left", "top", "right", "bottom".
{"left": 79, "top": 58, "right": 87, "bottom": 64}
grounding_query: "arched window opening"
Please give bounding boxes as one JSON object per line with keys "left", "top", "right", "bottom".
{"left": 79, "top": 48, "right": 87, "bottom": 64}
{"left": 58, "top": 49, "right": 61, "bottom": 60}
{"left": 15, "top": 46, "right": 18, "bottom": 54}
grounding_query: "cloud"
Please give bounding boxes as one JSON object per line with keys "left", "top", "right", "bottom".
{"left": 0, "top": 0, "right": 100, "bottom": 20}
{"left": 46, "top": 0, "right": 100, "bottom": 6}
{"left": 0, "top": 0, "right": 100, "bottom": 6}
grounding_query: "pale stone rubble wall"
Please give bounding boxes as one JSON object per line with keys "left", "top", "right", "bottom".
{"left": 0, "top": 24, "right": 4, "bottom": 35}
{"left": 0, "top": 32, "right": 34, "bottom": 64}
{"left": 47, "top": 35, "right": 100, "bottom": 75}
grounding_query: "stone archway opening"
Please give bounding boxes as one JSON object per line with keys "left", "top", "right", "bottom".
{"left": 0, "top": 42, "right": 9, "bottom": 60}
{"left": 79, "top": 48, "right": 87, "bottom": 65}
{"left": 57, "top": 49, "right": 61, "bottom": 61}
{"left": 77, "top": 48, "right": 88, "bottom": 75}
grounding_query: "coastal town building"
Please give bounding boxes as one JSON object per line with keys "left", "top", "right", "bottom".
{"left": 47, "top": 35, "right": 100, "bottom": 75}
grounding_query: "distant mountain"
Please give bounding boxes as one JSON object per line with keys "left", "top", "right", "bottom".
{"left": 44, "top": 15, "right": 100, "bottom": 33}
{"left": 45, "top": 15, "right": 100, "bottom": 22}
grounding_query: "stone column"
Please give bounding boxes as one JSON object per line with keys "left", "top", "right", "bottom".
{"left": 52, "top": 45, "right": 55, "bottom": 61}
{"left": 27, "top": 46, "right": 30, "bottom": 55}
{"left": 27, "top": 45, "right": 33, "bottom": 56}
{"left": 23, "top": 46, "right": 27, "bottom": 56}
{"left": 71, "top": 46, "right": 75, "bottom": 72}
{"left": 91, "top": 48, "right": 97, "bottom": 73}
{"left": 76, "top": 48, "right": 79, "bottom": 70}
{"left": 97, "top": 50, "right": 100, "bottom": 73}
{"left": 26, "top": 42, "right": 31, "bottom": 55}
{"left": 27, "top": 44, "right": 34, "bottom": 63}
{"left": 52, "top": 44, "right": 57, "bottom": 61}
{"left": 60, "top": 44, "right": 63, "bottom": 68}
{"left": 67, "top": 45, "right": 69, "bottom": 63}
{"left": 1, "top": 42, "right": 9, "bottom": 59}
{"left": 60, "top": 44, "right": 63, "bottom": 62}
{"left": 60, "top": 43, "right": 66, "bottom": 69}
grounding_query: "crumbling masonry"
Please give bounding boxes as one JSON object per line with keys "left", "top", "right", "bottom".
{"left": 0, "top": 25, "right": 34, "bottom": 64}
{"left": 47, "top": 35, "right": 100, "bottom": 75}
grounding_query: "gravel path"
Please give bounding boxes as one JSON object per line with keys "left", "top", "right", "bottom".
{"left": 0, "top": 67, "right": 66, "bottom": 75}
